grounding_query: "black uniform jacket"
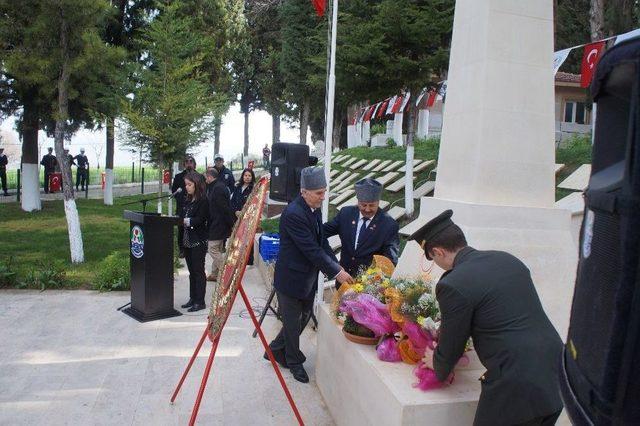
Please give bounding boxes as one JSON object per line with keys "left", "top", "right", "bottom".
{"left": 434, "top": 247, "right": 563, "bottom": 426}
{"left": 207, "top": 180, "right": 235, "bottom": 240}
{"left": 182, "top": 197, "right": 209, "bottom": 245}
{"left": 323, "top": 205, "right": 399, "bottom": 277}
{"left": 273, "top": 195, "right": 341, "bottom": 300}
{"left": 171, "top": 170, "right": 189, "bottom": 216}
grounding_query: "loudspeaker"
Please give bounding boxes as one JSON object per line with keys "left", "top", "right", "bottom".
{"left": 269, "top": 143, "right": 310, "bottom": 202}
{"left": 560, "top": 37, "right": 640, "bottom": 425}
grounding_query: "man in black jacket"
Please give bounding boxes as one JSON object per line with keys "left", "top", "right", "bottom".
{"left": 40, "top": 147, "right": 57, "bottom": 193}
{"left": 410, "top": 210, "right": 564, "bottom": 426}
{"left": 213, "top": 153, "right": 235, "bottom": 192}
{"left": 205, "top": 168, "right": 235, "bottom": 281}
{"left": 172, "top": 156, "right": 196, "bottom": 257}
{"left": 73, "top": 148, "right": 89, "bottom": 191}
{"left": 0, "top": 147, "right": 8, "bottom": 196}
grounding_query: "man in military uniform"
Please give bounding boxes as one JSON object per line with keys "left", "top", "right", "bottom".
{"left": 0, "top": 147, "right": 8, "bottom": 196}
{"left": 324, "top": 177, "right": 399, "bottom": 284}
{"left": 213, "top": 154, "right": 235, "bottom": 192}
{"left": 40, "top": 147, "right": 57, "bottom": 193}
{"left": 265, "top": 167, "right": 354, "bottom": 383}
{"left": 73, "top": 148, "right": 89, "bottom": 191}
{"left": 172, "top": 156, "right": 196, "bottom": 258}
{"left": 409, "top": 210, "right": 563, "bottom": 426}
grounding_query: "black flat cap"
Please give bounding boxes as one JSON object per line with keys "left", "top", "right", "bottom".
{"left": 408, "top": 209, "right": 454, "bottom": 259}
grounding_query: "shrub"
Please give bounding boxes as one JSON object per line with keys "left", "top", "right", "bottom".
{"left": 0, "top": 257, "right": 17, "bottom": 287}
{"left": 18, "top": 261, "right": 68, "bottom": 291}
{"left": 94, "top": 251, "right": 130, "bottom": 292}
{"left": 370, "top": 123, "right": 386, "bottom": 136}
{"left": 556, "top": 134, "right": 592, "bottom": 166}
{"left": 260, "top": 218, "right": 280, "bottom": 235}
{"left": 386, "top": 138, "right": 397, "bottom": 147}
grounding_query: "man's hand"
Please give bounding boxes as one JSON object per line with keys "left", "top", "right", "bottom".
{"left": 335, "top": 269, "right": 354, "bottom": 285}
{"left": 422, "top": 346, "right": 435, "bottom": 370}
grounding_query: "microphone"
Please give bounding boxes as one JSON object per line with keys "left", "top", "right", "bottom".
{"left": 169, "top": 187, "right": 182, "bottom": 198}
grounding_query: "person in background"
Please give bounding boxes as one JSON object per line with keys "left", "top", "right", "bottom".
{"left": 180, "top": 171, "right": 209, "bottom": 313}
{"left": 262, "top": 144, "right": 271, "bottom": 169}
{"left": 265, "top": 166, "right": 354, "bottom": 383}
{"left": 213, "top": 153, "right": 235, "bottom": 192}
{"left": 172, "top": 156, "right": 196, "bottom": 258}
{"left": 0, "top": 147, "right": 8, "bottom": 196}
{"left": 323, "top": 178, "right": 399, "bottom": 286}
{"left": 204, "top": 168, "right": 235, "bottom": 282}
{"left": 73, "top": 148, "right": 89, "bottom": 191}
{"left": 231, "top": 168, "right": 256, "bottom": 264}
{"left": 40, "top": 147, "right": 57, "bottom": 193}
{"left": 409, "top": 210, "right": 564, "bottom": 426}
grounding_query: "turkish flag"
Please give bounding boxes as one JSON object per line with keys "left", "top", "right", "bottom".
{"left": 377, "top": 99, "right": 390, "bottom": 119}
{"left": 390, "top": 96, "right": 404, "bottom": 114}
{"left": 426, "top": 89, "right": 437, "bottom": 108}
{"left": 311, "top": 0, "right": 326, "bottom": 16}
{"left": 580, "top": 41, "right": 606, "bottom": 88}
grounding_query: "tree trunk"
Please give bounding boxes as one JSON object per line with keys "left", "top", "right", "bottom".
{"left": 104, "top": 117, "right": 115, "bottom": 205}
{"left": 272, "top": 113, "right": 281, "bottom": 145}
{"left": 55, "top": 12, "right": 84, "bottom": 264}
{"left": 21, "top": 95, "right": 41, "bottom": 212}
{"left": 404, "top": 106, "right": 418, "bottom": 218}
{"left": 213, "top": 114, "right": 222, "bottom": 155}
{"left": 243, "top": 109, "right": 250, "bottom": 156}
{"left": 157, "top": 166, "right": 163, "bottom": 214}
{"left": 300, "top": 101, "right": 310, "bottom": 144}
{"left": 589, "top": 0, "right": 605, "bottom": 41}
{"left": 332, "top": 113, "right": 343, "bottom": 150}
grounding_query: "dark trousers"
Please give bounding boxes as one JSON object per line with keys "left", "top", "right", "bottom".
{"left": 269, "top": 291, "right": 314, "bottom": 366}
{"left": 514, "top": 409, "right": 562, "bottom": 426}
{"left": 184, "top": 243, "right": 207, "bottom": 305}
{"left": 0, "top": 169, "right": 6, "bottom": 194}
{"left": 76, "top": 168, "right": 87, "bottom": 190}
{"left": 44, "top": 171, "right": 52, "bottom": 193}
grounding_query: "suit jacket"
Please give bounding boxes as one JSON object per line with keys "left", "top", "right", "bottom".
{"left": 433, "top": 247, "right": 563, "bottom": 426}
{"left": 40, "top": 154, "right": 57, "bottom": 172}
{"left": 207, "top": 180, "right": 235, "bottom": 240}
{"left": 217, "top": 166, "right": 235, "bottom": 192}
{"left": 230, "top": 183, "right": 253, "bottom": 212}
{"left": 182, "top": 197, "right": 209, "bottom": 246}
{"left": 171, "top": 170, "right": 188, "bottom": 215}
{"left": 273, "top": 195, "right": 341, "bottom": 300}
{"left": 323, "top": 206, "right": 399, "bottom": 277}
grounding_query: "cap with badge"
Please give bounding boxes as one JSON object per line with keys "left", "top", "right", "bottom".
{"left": 354, "top": 177, "right": 382, "bottom": 202}
{"left": 214, "top": 153, "right": 224, "bottom": 161}
{"left": 408, "top": 209, "right": 455, "bottom": 260}
{"left": 300, "top": 166, "right": 326, "bottom": 190}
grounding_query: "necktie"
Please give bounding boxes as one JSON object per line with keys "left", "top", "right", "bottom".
{"left": 355, "top": 218, "right": 369, "bottom": 249}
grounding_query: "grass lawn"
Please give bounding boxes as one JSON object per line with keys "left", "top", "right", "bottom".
{"left": 0, "top": 194, "right": 171, "bottom": 289}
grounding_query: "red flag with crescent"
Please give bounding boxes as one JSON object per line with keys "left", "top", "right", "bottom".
{"left": 580, "top": 41, "right": 606, "bottom": 88}
{"left": 311, "top": 0, "right": 326, "bottom": 16}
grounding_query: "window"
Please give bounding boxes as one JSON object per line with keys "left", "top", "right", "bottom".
{"left": 564, "top": 101, "right": 589, "bottom": 124}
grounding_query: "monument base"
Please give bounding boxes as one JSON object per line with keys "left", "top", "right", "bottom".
{"left": 316, "top": 304, "right": 483, "bottom": 426}
{"left": 399, "top": 197, "right": 578, "bottom": 338}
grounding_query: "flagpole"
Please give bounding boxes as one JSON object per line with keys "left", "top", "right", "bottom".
{"left": 317, "top": 0, "right": 338, "bottom": 310}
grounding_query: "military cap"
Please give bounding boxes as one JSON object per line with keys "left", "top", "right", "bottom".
{"left": 354, "top": 178, "right": 382, "bottom": 202}
{"left": 213, "top": 153, "right": 224, "bottom": 160}
{"left": 300, "top": 166, "right": 326, "bottom": 190}
{"left": 408, "top": 209, "right": 455, "bottom": 259}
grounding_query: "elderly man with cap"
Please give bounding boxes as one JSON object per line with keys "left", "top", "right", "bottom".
{"left": 409, "top": 210, "right": 563, "bottom": 426}
{"left": 73, "top": 148, "right": 89, "bottom": 191}
{"left": 40, "top": 147, "right": 57, "bottom": 193}
{"left": 323, "top": 177, "right": 399, "bottom": 284}
{"left": 266, "top": 166, "right": 354, "bottom": 383}
{"left": 172, "top": 155, "right": 197, "bottom": 258}
{"left": 212, "top": 153, "right": 235, "bottom": 193}
{"left": 0, "top": 147, "right": 8, "bottom": 196}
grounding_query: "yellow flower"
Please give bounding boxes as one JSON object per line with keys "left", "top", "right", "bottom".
{"left": 381, "top": 279, "right": 390, "bottom": 288}
{"left": 353, "top": 283, "right": 364, "bottom": 293}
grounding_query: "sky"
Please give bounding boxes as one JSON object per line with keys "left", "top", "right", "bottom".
{"left": 0, "top": 103, "right": 313, "bottom": 168}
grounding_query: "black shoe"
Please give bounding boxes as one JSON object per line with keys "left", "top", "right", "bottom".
{"left": 187, "top": 303, "right": 206, "bottom": 312}
{"left": 263, "top": 349, "right": 288, "bottom": 369}
{"left": 289, "top": 365, "right": 309, "bottom": 383}
{"left": 181, "top": 300, "right": 194, "bottom": 309}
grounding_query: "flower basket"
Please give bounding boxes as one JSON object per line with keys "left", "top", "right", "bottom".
{"left": 342, "top": 330, "right": 379, "bottom": 345}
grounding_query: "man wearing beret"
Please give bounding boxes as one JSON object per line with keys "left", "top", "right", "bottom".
{"left": 266, "top": 166, "right": 354, "bottom": 383}
{"left": 323, "top": 177, "right": 399, "bottom": 285}
{"left": 410, "top": 210, "right": 563, "bottom": 426}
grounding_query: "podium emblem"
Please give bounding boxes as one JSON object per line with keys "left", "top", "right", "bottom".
{"left": 131, "top": 225, "right": 144, "bottom": 259}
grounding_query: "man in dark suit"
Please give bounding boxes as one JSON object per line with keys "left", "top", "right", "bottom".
{"left": 0, "top": 147, "right": 8, "bottom": 196}
{"left": 205, "top": 168, "right": 235, "bottom": 281}
{"left": 172, "top": 156, "right": 196, "bottom": 258}
{"left": 324, "top": 178, "right": 399, "bottom": 283}
{"left": 266, "top": 166, "right": 354, "bottom": 383}
{"left": 73, "top": 148, "right": 89, "bottom": 191}
{"left": 40, "top": 147, "right": 57, "bottom": 193}
{"left": 213, "top": 153, "right": 235, "bottom": 193}
{"left": 410, "top": 210, "right": 564, "bottom": 426}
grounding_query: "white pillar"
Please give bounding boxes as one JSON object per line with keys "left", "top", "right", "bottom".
{"left": 104, "top": 168, "right": 114, "bottom": 205}
{"left": 393, "top": 113, "right": 403, "bottom": 146}
{"left": 347, "top": 124, "right": 357, "bottom": 148}
{"left": 417, "top": 109, "right": 430, "bottom": 139}
{"left": 21, "top": 163, "right": 41, "bottom": 212}
{"left": 363, "top": 121, "right": 371, "bottom": 145}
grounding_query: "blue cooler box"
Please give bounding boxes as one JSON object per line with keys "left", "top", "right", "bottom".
{"left": 259, "top": 233, "right": 280, "bottom": 263}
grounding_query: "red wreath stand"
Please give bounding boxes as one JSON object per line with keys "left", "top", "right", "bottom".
{"left": 170, "top": 177, "right": 304, "bottom": 425}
